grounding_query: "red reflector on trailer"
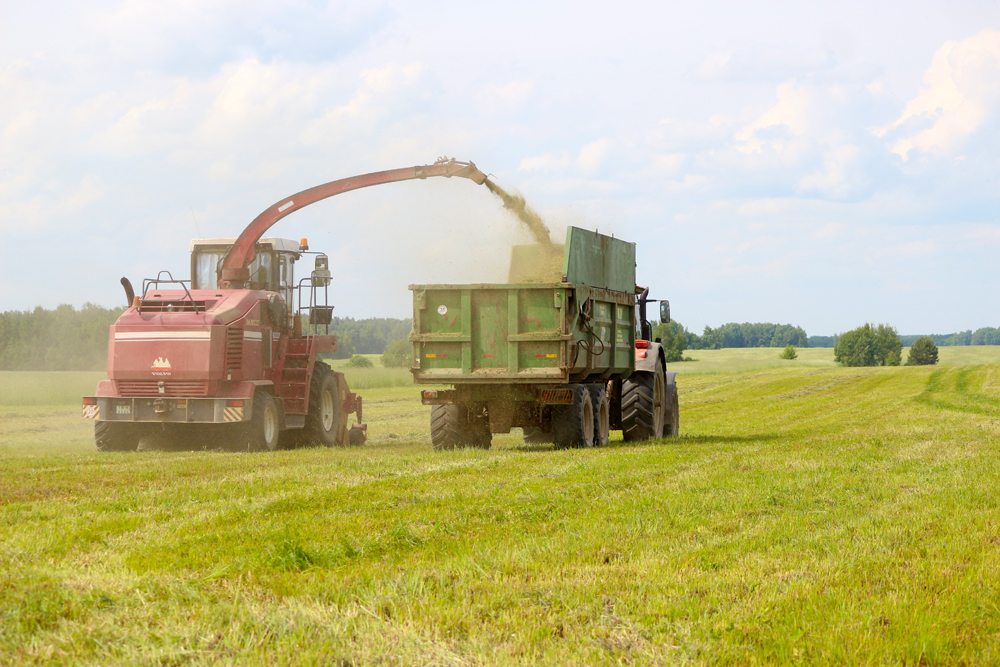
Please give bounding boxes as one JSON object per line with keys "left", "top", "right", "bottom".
{"left": 636, "top": 350, "right": 647, "bottom": 359}
{"left": 422, "top": 390, "right": 438, "bottom": 399}
{"left": 82, "top": 397, "right": 96, "bottom": 405}
{"left": 635, "top": 340, "right": 649, "bottom": 348}
{"left": 227, "top": 400, "right": 244, "bottom": 407}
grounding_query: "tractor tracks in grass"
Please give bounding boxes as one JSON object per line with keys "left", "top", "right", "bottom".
{"left": 916, "top": 365, "right": 1000, "bottom": 417}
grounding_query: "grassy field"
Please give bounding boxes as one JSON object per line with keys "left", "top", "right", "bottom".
{"left": 3, "top": 350, "right": 1000, "bottom": 664}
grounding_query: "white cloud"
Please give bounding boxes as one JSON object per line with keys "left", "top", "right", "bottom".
{"left": 576, "top": 138, "right": 612, "bottom": 174}
{"left": 877, "top": 30, "right": 1000, "bottom": 160}
{"left": 476, "top": 80, "right": 533, "bottom": 113}
{"left": 519, "top": 153, "right": 570, "bottom": 172}
{"left": 798, "top": 143, "right": 861, "bottom": 198}
{"left": 734, "top": 80, "right": 812, "bottom": 154}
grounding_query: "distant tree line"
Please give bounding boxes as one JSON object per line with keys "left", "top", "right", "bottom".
{"left": 0, "top": 304, "right": 124, "bottom": 371}
{"left": 0, "top": 306, "right": 414, "bottom": 370}
{"left": 675, "top": 322, "right": 810, "bottom": 350}
{"left": 308, "top": 316, "right": 412, "bottom": 359}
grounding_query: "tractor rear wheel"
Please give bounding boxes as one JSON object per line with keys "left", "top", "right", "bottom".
{"left": 552, "top": 384, "right": 594, "bottom": 449}
{"left": 430, "top": 404, "right": 491, "bottom": 450}
{"left": 588, "top": 384, "right": 610, "bottom": 446}
{"left": 622, "top": 366, "right": 665, "bottom": 441}
{"left": 246, "top": 390, "right": 280, "bottom": 452}
{"left": 303, "top": 363, "right": 340, "bottom": 446}
{"left": 95, "top": 422, "right": 141, "bottom": 452}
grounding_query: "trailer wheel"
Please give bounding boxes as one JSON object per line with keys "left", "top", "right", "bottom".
{"left": 95, "top": 422, "right": 140, "bottom": 452}
{"left": 588, "top": 385, "right": 610, "bottom": 446}
{"left": 622, "top": 366, "right": 665, "bottom": 441}
{"left": 304, "top": 363, "right": 340, "bottom": 446}
{"left": 552, "top": 384, "right": 594, "bottom": 449}
{"left": 430, "top": 404, "right": 491, "bottom": 450}
{"left": 246, "top": 391, "right": 280, "bottom": 452}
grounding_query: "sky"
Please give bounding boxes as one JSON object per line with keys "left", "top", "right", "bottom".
{"left": 2, "top": 0, "right": 999, "bottom": 336}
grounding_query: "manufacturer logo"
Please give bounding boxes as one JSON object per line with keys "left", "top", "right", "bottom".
{"left": 152, "top": 357, "right": 172, "bottom": 376}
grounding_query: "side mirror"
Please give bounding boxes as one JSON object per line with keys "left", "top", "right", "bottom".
{"left": 659, "top": 300, "right": 670, "bottom": 324}
{"left": 312, "top": 254, "right": 331, "bottom": 287}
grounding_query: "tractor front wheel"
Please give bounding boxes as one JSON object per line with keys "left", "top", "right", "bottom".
{"left": 622, "top": 366, "right": 665, "bottom": 441}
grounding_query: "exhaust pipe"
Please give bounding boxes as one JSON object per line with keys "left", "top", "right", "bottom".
{"left": 121, "top": 277, "right": 135, "bottom": 308}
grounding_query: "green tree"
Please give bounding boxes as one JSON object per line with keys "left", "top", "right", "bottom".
{"left": 381, "top": 339, "right": 412, "bottom": 368}
{"left": 834, "top": 323, "right": 902, "bottom": 367}
{"left": 779, "top": 345, "right": 797, "bottom": 360}
{"left": 906, "top": 336, "right": 939, "bottom": 366}
{"left": 346, "top": 354, "right": 374, "bottom": 368}
{"left": 652, "top": 321, "right": 689, "bottom": 362}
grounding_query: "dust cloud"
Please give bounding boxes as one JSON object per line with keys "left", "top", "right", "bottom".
{"left": 484, "top": 179, "right": 553, "bottom": 245}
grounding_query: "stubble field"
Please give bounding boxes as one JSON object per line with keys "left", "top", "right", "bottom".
{"left": 3, "top": 347, "right": 1000, "bottom": 665}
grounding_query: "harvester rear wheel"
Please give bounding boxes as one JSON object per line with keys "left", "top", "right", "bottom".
{"left": 622, "top": 366, "right": 665, "bottom": 441}
{"left": 246, "top": 390, "right": 280, "bottom": 452}
{"left": 588, "top": 384, "right": 610, "bottom": 446}
{"left": 552, "top": 384, "right": 594, "bottom": 449}
{"left": 300, "top": 362, "right": 340, "bottom": 447}
{"left": 430, "top": 404, "right": 491, "bottom": 450}
{"left": 95, "top": 422, "right": 140, "bottom": 452}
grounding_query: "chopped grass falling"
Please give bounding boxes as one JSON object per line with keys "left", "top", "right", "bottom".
{"left": 3, "top": 351, "right": 1000, "bottom": 664}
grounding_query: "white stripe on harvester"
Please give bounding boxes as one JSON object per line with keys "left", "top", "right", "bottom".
{"left": 243, "top": 331, "right": 263, "bottom": 340}
{"left": 115, "top": 331, "right": 211, "bottom": 340}
{"left": 278, "top": 201, "right": 294, "bottom": 212}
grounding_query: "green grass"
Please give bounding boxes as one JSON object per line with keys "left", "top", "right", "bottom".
{"left": 4, "top": 352, "right": 1000, "bottom": 664}
{"left": 0, "top": 371, "right": 106, "bottom": 406}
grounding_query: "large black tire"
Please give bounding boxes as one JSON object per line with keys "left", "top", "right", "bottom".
{"left": 551, "top": 384, "right": 594, "bottom": 449}
{"left": 303, "top": 363, "right": 340, "bottom": 447}
{"left": 430, "top": 404, "right": 491, "bottom": 450}
{"left": 622, "top": 366, "right": 665, "bottom": 442}
{"left": 95, "top": 422, "right": 140, "bottom": 452}
{"left": 665, "top": 388, "right": 679, "bottom": 437}
{"left": 243, "top": 390, "right": 280, "bottom": 452}
{"left": 588, "top": 384, "right": 610, "bottom": 447}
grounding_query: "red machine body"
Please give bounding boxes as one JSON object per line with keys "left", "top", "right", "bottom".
{"left": 83, "top": 158, "right": 488, "bottom": 452}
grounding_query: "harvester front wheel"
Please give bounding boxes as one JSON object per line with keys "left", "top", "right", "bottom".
{"left": 246, "top": 391, "right": 280, "bottom": 452}
{"left": 588, "top": 384, "right": 610, "bottom": 447}
{"left": 95, "top": 422, "right": 140, "bottom": 452}
{"left": 305, "top": 363, "right": 340, "bottom": 447}
{"left": 622, "top": 366, "right": 665, "bottom": 441}
{"left": 430, "top": 404, "right": 491, "bottom": 450}
{"left": 552, "top": 384, "right": 595, "bottom": 449}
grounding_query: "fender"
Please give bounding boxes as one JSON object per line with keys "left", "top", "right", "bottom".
{"left": 634, "top": 341, "right": 665, "bottom": 373}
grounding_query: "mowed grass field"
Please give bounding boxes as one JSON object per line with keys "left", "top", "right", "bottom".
{"left": 3, "top": 348, "right": 1000, "bottom": 665}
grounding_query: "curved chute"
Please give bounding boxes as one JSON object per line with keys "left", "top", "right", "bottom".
{"left": 219, "top": 158, "right": 488, "bottom": 287}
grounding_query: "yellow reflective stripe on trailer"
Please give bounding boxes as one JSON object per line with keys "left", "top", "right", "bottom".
{"left": 223, "top": 407, "right": 244, "bottom": 422}
{"left": 82, "top": 405, "right": 99, "bottom": 420}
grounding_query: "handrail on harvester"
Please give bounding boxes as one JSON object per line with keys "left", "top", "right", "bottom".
{"left": 218, "top": 157, "right": 489, "bottom": 288}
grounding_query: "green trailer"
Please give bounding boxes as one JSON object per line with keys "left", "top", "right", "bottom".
{"left": 410, "top": 226, "right": 677, "bottom": 450}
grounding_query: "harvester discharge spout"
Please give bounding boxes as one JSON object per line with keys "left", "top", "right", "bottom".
{"left": 219, "top": 158, "right": 488, "bottom": 288}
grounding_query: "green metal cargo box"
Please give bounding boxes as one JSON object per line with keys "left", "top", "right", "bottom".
{"left": 409, "top": 227, "right": 637, "bottom": 384}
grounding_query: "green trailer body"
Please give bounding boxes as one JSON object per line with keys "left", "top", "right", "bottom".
{"left": 409, "top": 227, "right": 637, "bottom": 385}
{"left": 409, "top": 227, "right": 678, "bottom": 450}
